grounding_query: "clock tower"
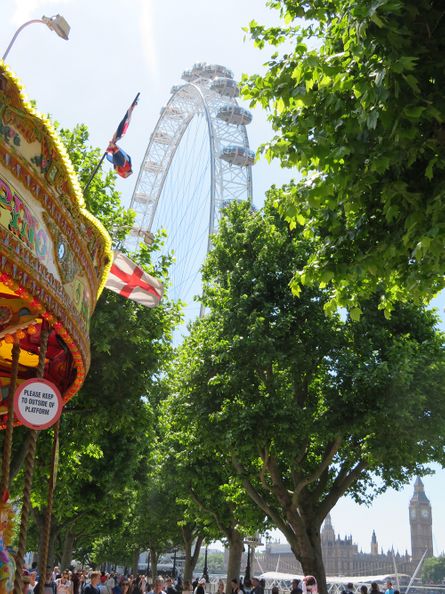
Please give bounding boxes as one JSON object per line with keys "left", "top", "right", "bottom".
{"left": 409, "top": 477, "right": 433, "bottom": 561}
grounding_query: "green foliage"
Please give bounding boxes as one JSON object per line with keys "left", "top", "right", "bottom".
{"left": 58, "top": 124, "right": 134, "bottom": 245}
{"left": 422, "top": 556, "right": 445, "bottom": 584}
{"left": 160, "top": 381, "right": 266, "bottom": 544}
{"left": 195, "top": 551, "right": 225, "bottom": 574}
{"left": 16, "top": 122, "right": 181, "bottom": 564}
{"left": 172, "top": 198, "right": 445, "bottom": 588}
{"left": 242, "top": 0, "right": 445, "bottom": 315}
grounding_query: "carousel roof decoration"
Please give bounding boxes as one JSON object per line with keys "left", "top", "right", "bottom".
{"left": 0, "top": 60, "right": 112, "bottom": 425}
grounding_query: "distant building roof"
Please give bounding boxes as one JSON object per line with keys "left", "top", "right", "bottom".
{"left": 410, "top": 476, "right": 430, "bottom": 504}
{"left": 267, "top": 543, "right": 292, "bottom": 554}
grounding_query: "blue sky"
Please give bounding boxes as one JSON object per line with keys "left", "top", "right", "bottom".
{"left": 1, "top": 0, "right": 444, "bottom": 558}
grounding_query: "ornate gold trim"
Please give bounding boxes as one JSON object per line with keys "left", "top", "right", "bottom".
{"left": 0, "top": 60, "right": 112, "bottom": 298}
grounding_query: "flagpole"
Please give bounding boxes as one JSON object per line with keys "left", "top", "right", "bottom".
{"left": 82, "top": 92, "right": 140, "bottom": 196}
{"left": 83, "top": 151, "right": 107, "bottom": 195}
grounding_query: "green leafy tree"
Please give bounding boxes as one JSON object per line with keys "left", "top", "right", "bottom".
{"left": 20, "top": 123, "right": 181, "bottom": 566}
{"left": 195, "top": 551, "right": 225, "bottom": 574}
{"left": 242, "top": 0, "right": 445, "bottom": 316}
{"left": 151, "top": 410, "right": 208, "bottom": 583}
{"left": 130, "top": 478, "right": 183, "bottom": 577}
{"left": 160, "top": 387, "right": 267, "bottom": 583}
{"left": 422, "top": 556, "right": 445, "bottom": 584}
{"left": 58, "top": 124, "right": 134, "bottom": 245}
{"left": 174, "top": 199, "right": 445, "bottom": 593}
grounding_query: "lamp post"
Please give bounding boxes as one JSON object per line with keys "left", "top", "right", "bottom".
{"left": 244, "top": 535, "right": 263, "bottom": 583}
{"left": 203, "top": 544, "right": 209, "bottom": 583}
{"left": 172, "top": 548, "right": 178, "bottom": 578}
{"left": 245, "top": 543, "right": 251, "bottom": 582}
{"left": 3, "top": 14, "right": 70, "bottom": 61}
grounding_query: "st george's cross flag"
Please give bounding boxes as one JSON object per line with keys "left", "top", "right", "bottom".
{"left": 105, "top": 251, "right": 163, "bottom": 308}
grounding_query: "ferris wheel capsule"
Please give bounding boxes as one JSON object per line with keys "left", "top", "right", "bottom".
{"left": 200, "top": 64, "right": 234, "bottom": 79}
{"left": 210, "top": 77, "right": 240, "bottom": 97}
{"left": 181, "top": 69, "right": 195, "bottom": 82}
{"left": 217, "top": 104, "right": 253, "bottom": 126}
{"left": 219, "top": 145, "right": 256, "bottom": 167}
{"left": 191, "top": 62, "right": 208, "bottom": 78}
{"left": 151, "top": 131, "right": 173, "bottom": 145}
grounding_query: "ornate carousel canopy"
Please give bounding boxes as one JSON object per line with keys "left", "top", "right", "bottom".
{"left": 0, "top": 61, "right": 112, "bottom": 425}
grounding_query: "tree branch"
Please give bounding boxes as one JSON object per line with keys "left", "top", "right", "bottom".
{"left": 318, "top": 459, "right": 368, "bottom": 519}
{"left": 231, "top": 455, "right": 296, "bottom": 546}
{"left": 192, "top": 534, "right": 204, "bottom": 566}
{"left": 292, "top": 435, "right": 342, "bottom": 506}
{"left": 265, "top": 454, "right": 293, "bottom": 509}
{"left": 189, "top": 489, "right": 227, "bottom": 538}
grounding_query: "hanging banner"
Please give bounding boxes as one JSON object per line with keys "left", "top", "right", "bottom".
{"left": 13, "top": 378, "right": 63, "bottom": 430}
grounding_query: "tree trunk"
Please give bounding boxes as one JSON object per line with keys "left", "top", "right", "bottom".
{"left": 9, "top": 432, "right": 29, "bottom": 482}
{"left": 289, "top": 522, "right": 327, "bottom": 594}
{"left": 150, "top": 549, "right": 158, "bottom": 579}
{"left": 226, "top": 528, "right": 244, "bottom": 585}
{"left": 182, "top": 526, "right": 204, "bottom": 584}
{"left": 183, "top": 541, "right": 193, "bottom": 585}
{"left": 61, "top": 531, "right": 76, "bottom": 570}
{"left": 45, "top": 526, "right": 58, "bottom": 568}
{"left": 34, "top": 508, "right": 59, "bottom": 570}
{"left": 132, "top": 548, "right": 140, "bottom": 576}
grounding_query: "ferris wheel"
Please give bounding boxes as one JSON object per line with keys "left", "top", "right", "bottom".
{"left": 126, "top": 63, "right": 255, "bottom": 319}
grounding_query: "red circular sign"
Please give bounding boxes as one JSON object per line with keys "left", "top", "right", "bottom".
{"left": 13, "top": 378, "right": 63, "bottom": 430}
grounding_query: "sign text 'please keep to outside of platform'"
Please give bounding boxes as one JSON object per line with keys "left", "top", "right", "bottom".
{"left": 14, "top": 378, "right": 63, "bottom": 430}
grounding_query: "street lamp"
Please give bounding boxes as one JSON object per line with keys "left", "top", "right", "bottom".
{"left": 244, "top": 535, "right": 263, "bottom": 583}
{"left": 172, "top": 548, "right": 178, "bottom": 578}
{"left": 202, "top": 544, "right": 209, "bottom": 583}
{"left": 245, "top": 544, "right": 251, "bottom": 582}
{"left": 2, "top": 14, "right": 70, "bottom": 61}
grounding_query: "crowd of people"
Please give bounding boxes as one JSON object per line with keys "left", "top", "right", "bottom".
{"left": 21, "top": 570, "right": 174, "bottom": 594}
{"left": 341, "top": 580, "right": 400, "bottom": 594}
{"left": 19, "top": 565, "right": 397, "bottom": 594}
{"left": 20, "top": 570, "right": 303, "bottom": 594}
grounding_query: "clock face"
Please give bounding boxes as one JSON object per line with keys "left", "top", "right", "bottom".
{"left": 421, "top": 508, "right": 429, "bottom": 519}
{"left": 410, "top": 509, "right": 416, "bottom": 519}
{"left": 57, "top": 241, "right": 66, "bottom": 261}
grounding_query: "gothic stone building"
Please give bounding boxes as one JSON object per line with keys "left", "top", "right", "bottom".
{"left": 255, "top": 478, "right": 433, "bottom": 577}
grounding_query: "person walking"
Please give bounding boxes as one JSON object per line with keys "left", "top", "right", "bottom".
{"left": 56, "top": 570, "right": 74, "bottom": 594}
{"left": 251, "top": 578, "right": 263, "bottom": 594}
{"left": 290, "top": 580, "right": 302, "bottom": 594}
{"left": 37, "top": 569, "right": 57, "bottom": 594}
{"left": 302, "top": 577, "right": 318, "bottom": 594}
{"left": 165, "top": 578, "right": 177, "bottom": 594}
{"left": 84, "top": 572, "right": 102, "bottom": 594}
{"left": 113, "top": 578, "right": 131, "bottom": 594}
{"left": 194, "top": 578, "right": 206, "bottom": 594}
{"left": 147, "top": 577, "right": 167, "bottom": 594}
